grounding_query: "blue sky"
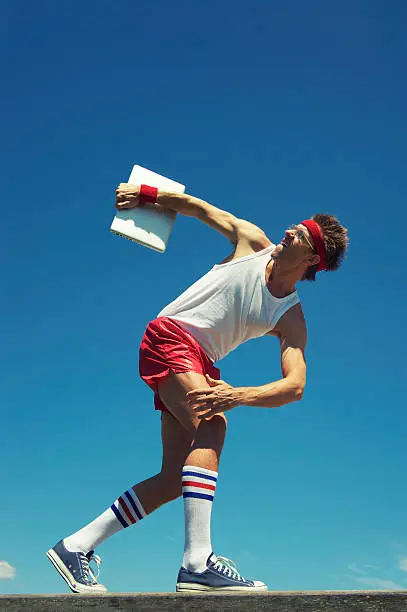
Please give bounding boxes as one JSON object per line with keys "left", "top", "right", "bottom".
{"left": 1, "top": 0, "right": 407, "bottom": 595}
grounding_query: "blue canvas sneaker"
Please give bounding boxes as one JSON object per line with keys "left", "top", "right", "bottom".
{"left": 46, "top": 540, "right": 107, "bottom": 593}
{"left": 176, "top": 553, "right": 268, "bottom": 592}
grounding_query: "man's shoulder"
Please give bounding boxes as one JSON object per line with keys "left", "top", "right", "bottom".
{"left": 216, "top": 237, "right": 273, "bottom": 266}
{"left": 274, "top": 303, "right": 307, "bottom": 336}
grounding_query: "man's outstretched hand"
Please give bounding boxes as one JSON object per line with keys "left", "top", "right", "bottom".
{"left": 115, "top": 183, "right": 142, "bottom": 209}
{"left": 186, "top": 375, "right": 242, "bottom": 420}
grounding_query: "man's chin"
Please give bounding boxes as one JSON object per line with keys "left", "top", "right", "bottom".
{"left": 271, "top": 245, "right": 284, "bottom": 258}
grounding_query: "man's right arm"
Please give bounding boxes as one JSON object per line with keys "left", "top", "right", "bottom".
{"left": 115, "top": 184, "right": 269, "bottom": 246}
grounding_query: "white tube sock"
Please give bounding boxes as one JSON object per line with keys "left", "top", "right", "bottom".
{"left": 181, "top": 465, "right": 218, "bottom": 573}
{"left": 63, "top": 488, "right": 146, "bottom": 554}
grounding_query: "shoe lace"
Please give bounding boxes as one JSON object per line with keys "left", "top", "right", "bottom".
{"left": 215, "top": 556, "right": 246, "bottom": 582}
{"left": 88, "top": 553, "right": 102, "bottom": 583}
{"left": 78, "top": 552, "right": 102, "bottom": 584}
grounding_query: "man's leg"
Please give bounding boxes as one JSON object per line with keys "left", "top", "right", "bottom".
{"left": 62, "top": 411, "right": 194, "bottom": 554}
{"left": 47, "top": 410, "right": 195, "bottom": 593}
{"left": 157, "top": 372, "right": 267, "bottom": 592}
{"left": 156, "top": 372, "right": 227, "bottom": 573}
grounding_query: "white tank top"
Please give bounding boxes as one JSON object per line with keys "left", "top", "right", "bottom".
{"left": 157, "top": 244, "right": 300, "bottom": 363}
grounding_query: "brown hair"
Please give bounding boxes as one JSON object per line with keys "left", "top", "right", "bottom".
{"left": 302, "top": 214, "right": 349, "bottom": 282}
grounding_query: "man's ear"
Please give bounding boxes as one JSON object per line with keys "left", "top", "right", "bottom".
{"left": 307, "top": 253, "right": 320, "bottom": 267}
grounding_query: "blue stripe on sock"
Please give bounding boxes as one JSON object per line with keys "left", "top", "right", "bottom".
{"left": 183, "top": 492, "right": 214, "bottom": 502}
{"left": 124, "top": 490, "right": 143, "bottom": 521}
{"left": 110, "top": 504, "right": 128, "bottom": 529}
{"left": 182, "top": 470, "right": 217, "bottom": 483}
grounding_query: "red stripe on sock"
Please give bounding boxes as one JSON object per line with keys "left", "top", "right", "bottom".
{"left": 118, "top": 497, "right": 137, "bottom": 524}
{"left": 182, "top": 480, "right": 216, "bottom": 491}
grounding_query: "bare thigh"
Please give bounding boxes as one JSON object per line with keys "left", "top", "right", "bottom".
{"left": 157, "top": 371, "right": 227, "bottom": 436}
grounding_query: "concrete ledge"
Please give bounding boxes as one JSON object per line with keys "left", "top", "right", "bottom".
{"left": 1, "top": 591, "right": 407, "bottom": 612}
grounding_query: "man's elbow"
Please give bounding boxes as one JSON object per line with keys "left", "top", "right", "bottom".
{"left": 293, "top": 383, "right": 305, "bottom": 402}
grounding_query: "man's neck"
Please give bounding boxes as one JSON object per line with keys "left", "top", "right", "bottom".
{"left": 266, "top": 260, "right": 300, "bottom": 298}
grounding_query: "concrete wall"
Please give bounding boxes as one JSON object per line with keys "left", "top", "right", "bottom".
{"left": 1, "top": 591, "right": 407, "bottom": 612}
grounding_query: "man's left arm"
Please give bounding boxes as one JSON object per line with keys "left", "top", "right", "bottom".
{"left": 186, "top": 306, "right": 307, "bottom": 418}
{"left": 237, "top": 306, "right": 307, "bottom": 408}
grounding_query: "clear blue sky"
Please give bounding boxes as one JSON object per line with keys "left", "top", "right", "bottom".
{"left": 1, "top": 0, "right": 407, "bottom": 595}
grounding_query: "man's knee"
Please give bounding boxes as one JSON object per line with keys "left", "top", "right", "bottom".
{"left": 159, "top": 469, "right": 183, "bottom": 501}
{"left": 216, "top": 412, "right": 228, "bottom": 426}
{"left": 204, "top": 412, "right": 228, "bottom": 429}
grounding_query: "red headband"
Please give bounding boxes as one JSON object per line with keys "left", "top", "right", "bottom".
{"left": 301, "top": 219, "right": 327, "bottom": 272}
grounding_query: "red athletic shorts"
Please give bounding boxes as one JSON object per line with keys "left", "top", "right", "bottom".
{"left": 139, "top": 317, "right": 221, "bottom": 415}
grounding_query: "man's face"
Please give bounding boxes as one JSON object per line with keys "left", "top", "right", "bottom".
{"left": 272, "top": 224, "right": 316, "bottom": 268}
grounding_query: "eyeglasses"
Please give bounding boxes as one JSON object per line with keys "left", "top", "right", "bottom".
{"left": 288, "top": 224, "right": 316, "bottom": 252}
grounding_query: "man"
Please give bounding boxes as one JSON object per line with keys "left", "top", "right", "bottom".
{"left": 47, "top": 183, "right": 349, "bottom": 593}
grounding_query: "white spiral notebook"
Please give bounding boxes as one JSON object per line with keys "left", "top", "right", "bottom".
{"left": 110, "top": 165, "right": 185, "bottom": 252}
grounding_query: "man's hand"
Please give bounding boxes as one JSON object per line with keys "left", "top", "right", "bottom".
{"left": 186, "top": 375, "right": 241, "bottom": 420}
{"left": 115, "top": 183, "right": 142, "bottom": 209}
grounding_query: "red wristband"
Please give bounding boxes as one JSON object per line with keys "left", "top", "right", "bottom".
{"left": 139, "top": 184, "right": 158, "bottom": 204}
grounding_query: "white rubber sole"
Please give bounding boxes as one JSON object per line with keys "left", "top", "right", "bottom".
{"left": 176, "top": 582, "right": 268, "bottom": 593}
{"left": 46, "top": 548, "right": 107, "bottom": 594}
